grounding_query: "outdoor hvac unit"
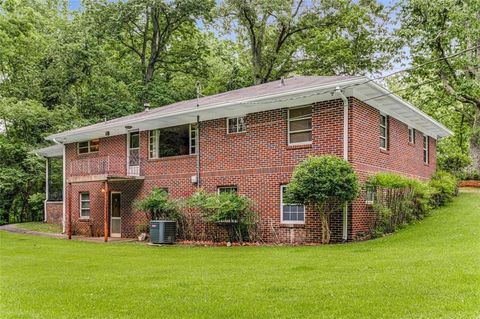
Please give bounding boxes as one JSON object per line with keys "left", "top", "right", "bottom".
{"left": 150, "top": 220, "right": 177, "bottom": 244}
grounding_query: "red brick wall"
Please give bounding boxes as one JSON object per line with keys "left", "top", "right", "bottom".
{"left": 348, "top": 98, "right": 437, "bottom": 237}
{"left": 45, "top": 201, "right": 63, "bottom": 225}
{"left": 63, "top": 98, "right": 437, "bottom": 242}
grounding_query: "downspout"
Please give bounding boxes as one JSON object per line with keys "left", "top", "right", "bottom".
{"left": 44, "top": 158, "right": 49, "bottom": 223}
{"left": 195, "top": 82, "right": 201, "bottom": 188}
{"left": 334, "top": 87, "right": 349, "bottom": 242}
{"left": 53, "top": 138, "right": 66, "bottom": 234}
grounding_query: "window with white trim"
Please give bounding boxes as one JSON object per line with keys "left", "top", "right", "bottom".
{"left": 380, "top": 114, "right": 388, "bottom": 150}
{"left": 149, "top": 124, "right": 197, "bottom": 159}
{"left": 288, "top": 106, "right": 312, "bottom": 145}
{"left": 365, "top": 186, "right": 376, "bottom": 205}
{"left": 408, "top": 127, "right": 415, "bottom": 144}
{"left": 218, "top": 186, "right": 238, "bottom": 194}
{"left": 77, "top": 139, "right": 99, "bottom": 154}
{"left": 280, "top": 185, "right": 305, "bottom": 223}
{"left": 80, "top": 192, "right": 90, "bottom": 218}
{"left": 227, "top": 116, "right": 246, "bottom": 134}
{"left": 423, "top": 134, "right": 429, "bottom": 164}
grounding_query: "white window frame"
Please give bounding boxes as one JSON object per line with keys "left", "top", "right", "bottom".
{"left": 280, "top": 185, "right": 305, "bottom": 224}
{"left": 77, "top": 139, "right": 99, "bottom": 155}
{"left": 365, "top": 187, "right": 376, "bottom": 205}
{"left": 79, "top": 192, "right": 90, "bottom": 219}
{"left": 408, "top": 127, "right": 415, "bottom": 144}
{"left": 423, "top": 134, "right": 429, "bottom": 164}
{"left": 288, "top": 106, "right": 313, "bottom": 146}
{"left": 380, "top": 114, "right": 388, "bottom": 150}
{"left": 226, "top": 116, "right": 246, "bottom": 134}
{"left": 190, "top": 123, "right": 198, "bottom": 155}
{"left": 217, "top": 186, "right": 238, "bottom": 194}
{"left": 148, "top": 124, "right": 196, "bottom": 159}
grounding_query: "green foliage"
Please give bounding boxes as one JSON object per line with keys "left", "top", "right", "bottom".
{"left": 428, "top": 171, "right": 458, "bottom": 207}
{"left": 134, "top": 188, "right": 179, "bottom": 220}
{"left": 286, "top": 155, "right": 359, "bottom": 243}
{"left": 28, "top": 193, "right": 46, "bottom": 221}
{"left": 367, "top": 171, "right": 458, "bottom": 237}
{"left": 186, "top": 189, "right": 258, "bottom": 243}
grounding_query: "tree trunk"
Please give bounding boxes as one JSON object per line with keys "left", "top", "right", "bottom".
{"left": 470, "top": 111, "right": 480, "bottom": 172}
{"left": 319, "top": 209, "right": 331, "bottom": 244}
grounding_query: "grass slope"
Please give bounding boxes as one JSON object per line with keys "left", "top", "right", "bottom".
{"left": 1, "top": 192, "right": 479, "bottom": 319}
{"left": 13, "top": 222, "right": 62, "bottom": 234}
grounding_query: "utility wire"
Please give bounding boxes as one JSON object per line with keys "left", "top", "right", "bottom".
{"left": 238, "top": 45, "right": 479, "bottom": 106}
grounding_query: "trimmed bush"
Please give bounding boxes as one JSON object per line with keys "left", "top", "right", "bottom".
{"left": 285, "top": 155, "right": 359, "bottom": 243}
{"left": 367, "top": 171, "right": 458, "bottom": 237}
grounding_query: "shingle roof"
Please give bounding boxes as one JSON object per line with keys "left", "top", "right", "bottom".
{"left": 53, "top": 76, "right": 362, "bottom": 135}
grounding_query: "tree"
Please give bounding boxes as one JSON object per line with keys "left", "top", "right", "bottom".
{"left": 285, "top": 156, "right": 359, "bottom": 243}
{"left": 219, "top": 0, "right": 395, "bottom": 84}
{"left": 84, "top": 0, "right": 214, "bottom": 102}
{"left": 398, "top": 0, "right": 480, "bottom": 170}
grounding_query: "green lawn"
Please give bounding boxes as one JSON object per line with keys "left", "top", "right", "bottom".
{"left": 13, "top": 222, "right": 62, "bottom": 234}
{"left": 1, "top": 192, "right": 479, "bottom": 319}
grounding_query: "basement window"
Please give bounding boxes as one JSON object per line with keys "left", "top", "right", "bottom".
{"left": 280, "top": 185, "right": 305, "bottom": 224}
{"left": 423, "top": 135, "right": 429, "bottom": 164}
{"left": 408, "top": 127, "right": 415, "bottom": 144}
{"left": 380, "top": 114, "right": 388, "bottom": 150}
{"left": 288, "top": 106, "right": 312, "bottom": 145}
{"left": 80, "top": 192, "right": 90, "bottom": 219}
{"left": 149, "top": 124, "right": 197, "bottom": 159}
{"left": 217, "top": 186, "right": 238, "bottom": 194}
{"left": 77, "top": 139, "right": 99, "bottom": 154}
{"left": 227, "top": 116, "right": 246, "bottom": 134}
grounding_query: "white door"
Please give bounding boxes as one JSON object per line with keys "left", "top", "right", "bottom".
{"left": 127, "top": 131, "right": 140, "bottom": 176}
{"left": 110, "top": 192, "right": 121, "bottom": 238}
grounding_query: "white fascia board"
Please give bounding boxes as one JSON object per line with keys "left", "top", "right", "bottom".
{"left": 364, "top": 81, "right": 453, "bottom": 138}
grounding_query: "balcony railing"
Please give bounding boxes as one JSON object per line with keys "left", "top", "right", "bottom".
{"left": 69, "top": 156, "right": 143, "bottom": 177}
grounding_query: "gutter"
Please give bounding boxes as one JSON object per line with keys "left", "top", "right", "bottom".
{"left": 334, "top": 87, "right": 349, "bottom": 242}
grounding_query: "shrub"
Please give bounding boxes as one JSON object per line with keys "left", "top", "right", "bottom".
{"left": 134, "top": 188, "right": 179, "bottom": 221}
{"left": 367, "top": 173, "right": 433, "bottom": 236}
{"left": 28, "top": 193, "right": 46, "bottom": 221}
{"left": 285, "top": 155, "right": 359, "bottom": 244}
{"left": 428, "top": 171, "right": 458, "bottom": 207}
{"left": 186, "top": 189, "right": 258, "bottom": 243}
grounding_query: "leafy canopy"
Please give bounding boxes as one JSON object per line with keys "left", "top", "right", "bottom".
{"left": 286, "top": 155, "right": 359, "bottom": 206}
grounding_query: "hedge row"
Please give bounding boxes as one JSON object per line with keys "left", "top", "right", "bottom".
{"left": 366, "top": 171, "right": 458, "bottom": 237}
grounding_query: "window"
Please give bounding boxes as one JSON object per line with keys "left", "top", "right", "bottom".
{"left": 365, "top": 186, "right": 376, "bottom": 205}
{"left": 408, "top": 127, "right": 415, "bottom": 144}
{"left": 227, "top": 116, "right": 246, "bottom": 134}
{"left": 288, "top": 106, "right": 312, "bottom": 145}
{"left": 78, "top": 139, "right": 99, "bottom": 154}
{"left": 280, "top": 185, "right": 305, "bottom": 224}
{"left": 129, "top": 131, "right": 139, "bottom": 149}
{"left": 80, "top": 192, "right": 90, "bottom": 218}
{"left": 149, "top": 124, "right": 197, "bottom": 159}
{"left": 218, "top": 186, "right": 238, "bottom": 194}
{"left": 380, "top": 114, "right": 388, "bottom": 150}
{"left": 423, "top": 135, "right": 429, "bottom": 164}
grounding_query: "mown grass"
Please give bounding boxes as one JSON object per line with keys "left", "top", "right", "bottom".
{"left": 13, "top": 222, "right": 62, "bottom": 234}
{"left": 0, "top": 191, "right": 479, "bottom": 319}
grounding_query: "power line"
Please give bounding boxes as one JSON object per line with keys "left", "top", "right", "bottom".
{"left": 341, "top": 44, "right": 480, "bottom": 91}
{"left": 238, "top": 45, "right": 479, "bottom": 106}
{"left": 361, "top": 78, "right": 439, "bottom": 103}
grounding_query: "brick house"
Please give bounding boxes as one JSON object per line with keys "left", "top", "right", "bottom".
{"left": 35, "top": 76, "right": 452, "bottom": 243}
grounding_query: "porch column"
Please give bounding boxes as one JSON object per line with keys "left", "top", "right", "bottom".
{"left": 103, "top": 181, "right": 109, "bottom": 242}
{"left": 44, "top": 158, "right": 49, "bottom": 222}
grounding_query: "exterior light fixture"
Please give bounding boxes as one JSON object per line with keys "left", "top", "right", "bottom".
{"left": 125, "top": 125, "right": 133, "bottom": 130}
